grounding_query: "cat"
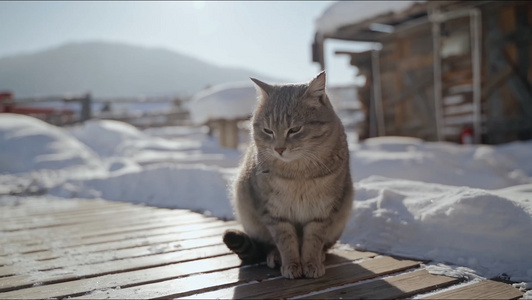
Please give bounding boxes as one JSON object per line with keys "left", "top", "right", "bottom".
{"left": 223, "top": 71, "right": 353, "bottom": 279}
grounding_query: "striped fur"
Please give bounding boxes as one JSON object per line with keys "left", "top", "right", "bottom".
{"left": 226, "top": 71, "right": 353, "bottom": 279}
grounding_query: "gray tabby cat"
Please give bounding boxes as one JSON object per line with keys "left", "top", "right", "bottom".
{"left": 223, "top": 71, "right": 353, "bottom": 279}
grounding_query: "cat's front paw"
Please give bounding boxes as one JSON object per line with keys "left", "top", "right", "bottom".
{"left": 303, "top": 261, "right": 325, "bottom": 278}
{"left": 281, "top": 262, "right": 303, "bottom": 279}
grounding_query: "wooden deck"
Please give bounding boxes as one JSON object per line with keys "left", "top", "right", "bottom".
{"left": 0, "top": 197, "right": 524, "bottom": 299}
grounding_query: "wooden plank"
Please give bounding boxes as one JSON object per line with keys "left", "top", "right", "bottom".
{"left": 182, "top": 256, "right": 422, "bottom": 299}
{"left": 0, "top": 214, "right": 220, "bottom": 256}
{"left": 0, "top": 254, "right": 243, "bottom": 299}
{"left": 0, "top": 235, "right": 226, "bottom": 277}
{"left": 449, "top": 84, "right": 474, "bottom": 96}
{"left": 442, "top": 69, "right": 473, "bottom": 83}
{"left": 388, "top": 71, "right": 433, "bottom": 104}
{"left": 77, "top": 262, "right": 279, "bottom": 300}
{"left": 0, "top": 207, "right": 187, "bottom": 241}
{"left": 422, "top": 280, "right": 524, "bottom": 300}
{"left": 0, "top": 206, "right": 157, "bottom": 230}
{"left": 444, "top": 103, "right": 474, "bottom": 116}
{"left": 299, "top": 269, "right": 461, "bottom": 299}
{"left": 0, "top": 221, "right": 240, "bottom": 264}
{"left": 482, "top": 64, "right": 513, "bottom": 99}
{"left": 71, "top": 249, "right": 377, "bottom": 299}
{"left": 0, "top": 200, "right": 176, "bottom": 221}
{"left": 0, "top": 199, "right": 151, "bottom": 220}
{"left": 0, "top": 244, "right": 233, "bottom": 292}
{"left": 0, "top": 207, "right": 186, "bottom": 232}
{"left": 0, "top": 198, "right": 132, "bottom": 219}
{"left": 397, "top": 53, "right": 433, "bottom": 70}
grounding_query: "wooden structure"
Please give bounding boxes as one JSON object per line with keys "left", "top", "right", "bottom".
{"left": 188, "top": 84, "right": 256, "bottom": 150}
{"left": 207, "top": 119, "right": 243, "bottom": 149}
{"left": 313, "top": 1, "right": 532, "bottom": 144}
{"left": 1, "top": 92, "right": 92, "bottom": 126}
{"left": 95, "top": 97, "right": 190, "bottom": 129}
{"left": 0, "top": 197, "right": 524, "bottom": 299}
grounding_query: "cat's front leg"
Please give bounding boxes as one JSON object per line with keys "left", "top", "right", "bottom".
{"left": 266, "top": 221, "right": 302, "bottom": 279}
{"left": 301, "top": 220, "right": 329, "bottom": 278}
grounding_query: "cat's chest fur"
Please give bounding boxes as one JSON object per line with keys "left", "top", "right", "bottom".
{"left": 260, "top": 174, "right": 336, "bottom": 224}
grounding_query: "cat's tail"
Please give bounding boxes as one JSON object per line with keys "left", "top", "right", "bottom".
{"left": 223, "top": 229, "right": 268, "bottom": 264}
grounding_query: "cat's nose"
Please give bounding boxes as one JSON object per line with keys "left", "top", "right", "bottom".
{"left": 274, "top": 147, "right": 286, "bottom": 155}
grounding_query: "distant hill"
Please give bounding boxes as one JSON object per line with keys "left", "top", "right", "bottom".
{"left": 0, "top": 41, "right": 282, "bottom": 99}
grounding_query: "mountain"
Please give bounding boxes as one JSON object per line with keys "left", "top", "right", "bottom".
{"left": 0, "top": 41, "right": 282, "bottom": 99}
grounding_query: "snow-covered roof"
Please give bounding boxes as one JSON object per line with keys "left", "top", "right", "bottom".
{"left": 315, "top": 1, "right": 424, "bottom": 36}
{"left": 187, "top": 82, "right": 257, "bottom": 124}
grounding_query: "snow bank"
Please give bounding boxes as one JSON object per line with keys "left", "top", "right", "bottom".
{"left": 344, "top": 176, "right": 532, "bottom": 281}
{"left": 351, "top": 137, "right": 532, "bottom": 189}
{"left": 1, "top": 114, "right": 532, "bottom": 284}
{"left": 69, "top": 119, "right": 148, "bottom": 157}
{"left": 48, "top": 163, "right": 236, "bottom": 218}
{"left": 315, "top": 1, "right": 422, "bottom": 36}
{"left": 68, "top": 119, "right": 241, "bottom": 168}
{"left": 187, "top": 82, "right": 257, "bottom": 124}
{"left": 0, "top": 114, "right": 100, "bottom": 174}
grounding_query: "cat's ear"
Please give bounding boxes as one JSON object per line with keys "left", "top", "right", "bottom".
{"left": 250, "top": 77, "right": 273, "bottom": 98}
{"left": 305, "top": 71, "right": 326, "bottom": 98}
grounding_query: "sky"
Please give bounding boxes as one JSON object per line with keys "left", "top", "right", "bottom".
{"left": 0, "top": 1, "right": 373, "bottom": 86}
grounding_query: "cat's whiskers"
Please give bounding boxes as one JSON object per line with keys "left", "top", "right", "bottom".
{"left": 255, "top": 149, "right": 271, "bottom": 174}
{"left": 302, "top": 150, "right": 333, "bottom": 175}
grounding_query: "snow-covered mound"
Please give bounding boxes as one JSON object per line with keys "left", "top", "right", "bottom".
{"left": 68, "top": 120, "right": 241, "bottom": 167}
{"left": 1, "top": 114, "right": 531, "bottom": 284}
{"left": 69, "top": 119, "right": 148, "bottom": 157}
{"left": 0, "top": 114, "right": 100, "bottom": 174}
{"left": 351, "top": 137, "right": 532, "bottom": 189}
{"left": 187, "top": 82, "right": 257, "bottom": 124}
{"left": 344, "top": 176, "right": 532, "bottom": 281}
{"left": 49, "top": 163, "right": 236, "bottom": 218}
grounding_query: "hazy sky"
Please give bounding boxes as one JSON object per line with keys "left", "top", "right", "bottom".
{"left": 0, "top": 1, "right": 371, "bottom": 86}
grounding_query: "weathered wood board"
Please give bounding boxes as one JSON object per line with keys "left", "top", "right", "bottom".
{"left": 0, "top": 197, "right": 524, "bottom": 299}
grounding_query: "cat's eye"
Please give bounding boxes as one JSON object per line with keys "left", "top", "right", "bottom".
{"left": 263, "top": 128, "right": 274, "bottom": 135}
{"left": 288, "top": 126, "right": 302, "bottom": 135}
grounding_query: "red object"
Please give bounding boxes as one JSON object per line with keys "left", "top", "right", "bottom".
{"left": 0, "top": 92, "right": 13, "bottom": 100}
{"left": 460, "top": 127, "right": 474, "bottom": 144}
{"left": 0, "top": 91, "right": 74, "bottom": 119}
{"left": 0, "top": 91, "right": 14, "bottom": 112}
{"left": 8, "top": 106, "right": 74, "bottom": 115}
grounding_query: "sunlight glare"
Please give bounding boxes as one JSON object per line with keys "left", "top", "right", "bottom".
{"left": 193, "top": 1, "right": 206, "bottom": 10}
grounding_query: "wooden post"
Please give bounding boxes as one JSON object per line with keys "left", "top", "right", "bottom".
{"left": 371, "top": 50, "right": 385, "bottom": 137}
{"left": 218, "top": 119, "right": 239, "bottom": 149}
{"left": 226, "top": 120, "right": 239, "bottom": 149}
{"left": 470, "top": 9, "right": 482, "bottom": 144}
{"left": 314, "top": 33, "right": 326, "bottom": 71}
{"left": 80, "top": 92, "right": 92, "bottom": 122}
{"left": 431, "top": 13, "right": 444, "bottom": 141}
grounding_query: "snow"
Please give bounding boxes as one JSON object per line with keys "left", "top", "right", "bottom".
{"left": 347, "top": 176, "right": 532, "bottom": 281}
{"left": 1, "top": 113, "right": 532, "bottom": 287}
{"left": 315, "top": 1, "right": 424, "bottom": 36}
{"left": 187, "top": 82, "right": 257, "bottom": 124}
{"left": 0, "top": 113, "right": 101, "bottom": 174}
{"left": 350, "top": 137, "right": 532, "bottom": 189}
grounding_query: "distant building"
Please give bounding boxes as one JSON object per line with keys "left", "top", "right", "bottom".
{"left": 313, "top": 1, "right": 532, "bottom": 144}
{"left": 326, "top": 85, "right": 364, "bottom": 131}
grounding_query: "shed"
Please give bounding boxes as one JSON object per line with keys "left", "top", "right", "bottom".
{"left": 188, "top": 82, "right": 257, "bottom": 149}
{"left": 313, "top": 1, "right": 532, "bottom": 144}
